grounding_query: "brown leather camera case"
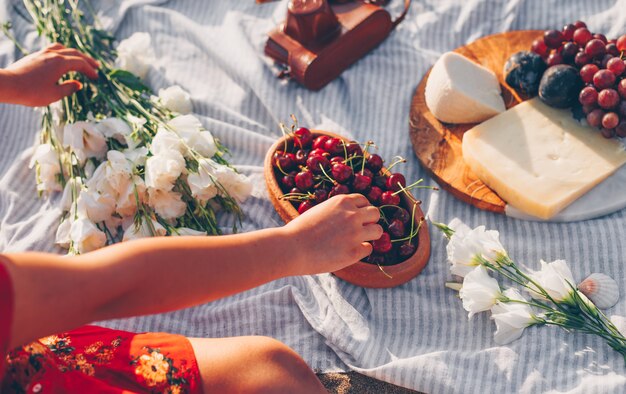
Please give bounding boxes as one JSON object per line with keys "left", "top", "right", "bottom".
{"left": 265, "top": 1, "right": 410, "bottom": 90}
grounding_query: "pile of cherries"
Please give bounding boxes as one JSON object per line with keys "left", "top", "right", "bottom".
{"left": 272, "top": 126, "right": 422, "bottom": 266}
{"left": 531, "top": 21, "right": 626, "bottom": 138}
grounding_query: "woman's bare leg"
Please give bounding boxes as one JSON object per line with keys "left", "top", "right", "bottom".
{"left": 188, "top": 336, "right": 327, "bottom": 394}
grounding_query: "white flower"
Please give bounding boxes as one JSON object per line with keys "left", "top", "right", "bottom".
{"left": 145, "top": 150, "right": 186, "bottom": 191}
{"left": 172, "top": 227, "right": 206, "bottom": 236}
{"left": 491, "top": 288, "right": 536, "bottom": 345}
{"left": 30, "top": 144, "right": 62, "bottom": 193}
{"left": 116, "top": 175, "right": 146, "bottom": 218}
{"left": 123, "top": 146, "right": 149, "bottom": 167}
{"left": 76, "top": 188, "right": 116, "bottom": 223}
{"left": 527, "top": 259, "right": 576, "bottom": 303}
{"left": 96, "top": 117, "right": 132, "bottom": 145}
{"left": 60, "top": 177, "right": 83, "bottom": 212}
{"left": 158, "top": 85, "right": 192, "bottom": 114}
{"left": 115, "top": 32, "right": 155, "bottom": 79}
{"left": 63, "top": 121, "right": 107, "bottom": 161}
{"left": 123, "top": 217, "right": 167, "bottom": 241}
{"left": 87, "top": 150, "right": 134, "bottom": 198}
{"left": 446, "top": 224, "right": 507, "bottom": 278}
{"left": 167, "top": 115, "right": 217, "bottom": 158}
{"left": 187, "top": 159, "right": 219, "bottom": 201}
{"left": 70, "top": 216, "right": 107, "bottom": 254}
{"left": 214, "top": 164, "right": 252, "bottom": 203}
{"left": 150, "top": 128, "right": 185, "bottom": 156}
{"left": 148, "top": 189, "right": 186, "bottom": 220}
{"left": 55, "top": 218, "right": 72, "bottom": 248}
{"left": 459, "top": 265, "right": 501, "bottom": 319}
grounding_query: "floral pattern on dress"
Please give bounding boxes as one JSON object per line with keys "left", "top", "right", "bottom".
{"left": 131, "top": 346, "right": 196, "bottom": 393}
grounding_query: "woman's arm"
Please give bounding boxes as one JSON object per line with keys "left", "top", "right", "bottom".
{"left": 3, "top": 194, "right": 382, "bottom": 348}
{"left": 0, "top": 43, "right": 98, "bottom": 106}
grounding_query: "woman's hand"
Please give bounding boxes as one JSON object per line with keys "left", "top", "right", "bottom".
{"left": 0, "top": 43, "right": 99, "bottom": 106}
{"left": 283, "top": 194, "right": 383, "bottom": 276}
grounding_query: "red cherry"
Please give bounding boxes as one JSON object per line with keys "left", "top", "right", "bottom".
{"left": 352, "top": 173, "right": 372, "bottom": 192}
{"left": 345, "top": 142, "right": 363, "bottom": 157}
{"left": 573, "top": 27, "right": 592, "bottom": 46}
{"left": 294, "top": 127, "right": 313, "bottom": 149}
{"left": 329, "top": 184, "right": 350, "bottom": 198}
{"left": 380, "top": 191, "right": 400, "bottom": 206}
{"left": 306, "top": 155, "right": 330, "bottom": 174}
{"left": 393, "top": 207, "right": 410, "bottom": 224}
{"left": 295, "top": 171, "right": 314, "bottom": 191}
{"left": 366, "top": 186, "right": 383, "bottom": 204}
{"left": 313, "top": 188, "right": 328, "bottom": 203}
{"left": 329, "top": 156, "right": 344, "bottom": 165}
{"left": 388, "top": 219, "right": 405, "bottom": 238}
{"left": 281, "top": 172, "right": 296, "bottom": 189}
{"left": 324, "top": 137, "right": 344, "bottom": 156}
{"left": 309, "top": 148, "right": 328, "bottom": 158}
{"left": 366, "top": 154, "right": 384, "bottom": 172}
{"left": 398, "top": 242, "right": 417, "bottom": 257}
{"left": 295, "top": 149, "right": 309, "bottom": 166}
{"left": 366, "top": 253, "right": 385, "bottom": 265}
{"left": 331, "top": 163, "right": 353, "bottom": 184}
{"left": 312, "top": 136, "right": 330, "bottom": 150}
{"left": 617, "top": 35, "right": 626, "bottom": 51}
{"left": 359, "top": 168, "right": 374, "bottom": 179}
{"left": 372, "top": 232, "right": 392, "bottom": 254}
{"left": 274, "top": 152, "right": 296, "bottom": 171}
{"left": 298, "top": 200, "right": 315, "bottom": 214}
{"left": 385, "top": 173, "right": 406, "bottom": 192}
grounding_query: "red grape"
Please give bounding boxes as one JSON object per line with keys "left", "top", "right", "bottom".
{"left": 618, "top": 34, "right": 626, "bottom": 51}
{"left": 607, "top": 57, "right": 625, "bottom": 76}
{"left": 619, "top": 79, "right": 626, "bottom": 99}
{"left": 546, "top": 52, "right": 563, "bottom": 66}
{"left": 593, "top": 69, "right": 616, "bottom": 89}
{"left": 593, "top": 33, "right": 608, "bottom": 44}
{"left": 598, "top": 89, "right": 620, "bottom": 109}
{"left": 579, "top": 86, "right": 598, "bottom": 106}
{"left": 574, "top": 52, "right": 591, "bottom": 67}
{"left": 562, "top": 24, "right": 576, "bottom": 41}
{"left": 616, "top": 121, "right": 626, "bottom": 138}
{"left": 587, "top": 108, "right": 605, "bottom": 128}
{"left": 585, "top": 39, "right": 607, "bottom": 58}
{"left": 561, "top": 42, "right": 579, "bottom": 62}
{"left": 602, "top": 112, "right": 620, "bottom": 129}
{"left": 582, "top": 104, "right": 597, "bottom": 115}
{"left": 544, "top": 30, "right": 564, "bottom": 49}
{"left": 573, "top": 27, "right": 592, "bottom": 46}
{"left": 601, "top": 54, "right": 614, "bottom": 68}
{"left": 619, "top": 101, "right": 626, "bottom": 117}
{"left": 580, "top": 64, "right": 599, "bottom": 83}
{"left": 531, "top": 39, "right": 549, "bottom": 57}
{"left": 574, "top": 21, "right": 587, "bottom": 29}
{"left": 601, "top": 128, "right": 615, "bottom": 139}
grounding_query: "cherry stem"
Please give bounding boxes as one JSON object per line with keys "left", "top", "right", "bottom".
{"left": 275, "top": 161, "right": 289, "bottom": 176}
{"left": 377, "top": 263, "right": 393, "bottom": 279}
{"left": 318, "top": 164, "right": 337, "bottom": 184}
{"left": 280, "top": 192, "right": 311, "bottom": 202}
{"left": 290, "top": 114, "right": 299, "bottom": 129}
{"left": 386, "top": 156, "right": 406, "bottom": 172}
{"left": 361, "top": 141, "right": 374, "bottom": 174}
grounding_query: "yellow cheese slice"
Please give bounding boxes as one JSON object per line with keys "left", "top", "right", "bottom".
{"left": 462, "top": 98, "right": 626, "bottom": 219}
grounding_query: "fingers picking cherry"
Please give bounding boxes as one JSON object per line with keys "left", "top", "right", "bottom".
{"left": 372, "top": 232, "right": 392, "bottom": 254}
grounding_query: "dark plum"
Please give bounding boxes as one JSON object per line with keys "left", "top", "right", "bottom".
{"left": 538, "top": 65, "right": 583, "bottom": 108}
{"left": 504, "top": 51, "right": 547, "bottom": 96}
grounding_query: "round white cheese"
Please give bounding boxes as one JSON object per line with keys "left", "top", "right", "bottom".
{"left": 425, "top": 52, "right": 506, "bottom": 124}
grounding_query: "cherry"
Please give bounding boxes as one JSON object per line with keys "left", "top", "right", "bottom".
{"left": 330, "top": 156, "right": 344, "bottom": 165}
{"left": 312, "top": 136, "right": 330, "bottom": 150}
{"left": 295, "top": 149, "right": 309, "bottom": 166}
{"left": 352, "top": 173, "right": 372, "bottom": 192}
{"left": 298, "top": 200, "right": 315, "bottom": 214}
{"left": 359, "top": 168, "right": 374, "bottom": 179}
{"left": 306, "top": 155, "right": 330, "bottom": 174}
{"left": 365, "top": 253, "right": 385, "bottom": 265}
{"left": 289, "top": 187, "right": 301, "bottom": 195}
{"left": 331, "top": 163, "right": 353, "bottom": 184}
{"left": 380, "top": 191, "right": 400, "bottom": 206}
{"left": 345, "top": 142, "right": 363, "bottom": 157}
{"left": 366, "top": 154, "right": 383, "bottom": 172}
{"left": 309, "top": 148, "right": 328, "bottom": 157}
{"left": 324, "top": 137, "right": 345, "bottom": 156}
{"left": 329, "top": 184, "right": 350, "bottom": 197}
{"left": 393, "top": 207, "right": 410, "bottom": 224}
{"left": 372, "top": 232, "right": 392, "bottom": 254}
{"left": 366, "top": 186, "right": 383, "bottom": 204}
{"left": 281, "top": 171, "right": 297, "bottom": 189}
{"left": 295, "top": 171, "right": 314, "bottom": 191}
{"left": 313, "top": 188, "right": 328, "bottom": 204}
{"left": 294, "top": 127, "right": 313, "bottom": 148}
{"left": 388, "top": 219, "right": 405, "bottom": 238}
{"left": 386, "top": 173, "right": 406, "bottom": 192}
{"left": 398, "top": 242, "right": 416, "bottom": 257}
{"left": 274, "top": 152, "right": 296, "bottom": 171}
{"left": 373, "top": 175, "right": 387, "bottom": 189}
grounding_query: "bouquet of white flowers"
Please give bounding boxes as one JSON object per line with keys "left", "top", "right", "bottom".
{"left": 435, "top": 220, "right": 626, "bottom": 362}
{"left": 8, "top": 0, "right": 252, "bottom": 254}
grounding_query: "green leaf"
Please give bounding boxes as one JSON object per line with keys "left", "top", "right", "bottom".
{"left": 108, "top": 69, "right": 149, "bottom": 92}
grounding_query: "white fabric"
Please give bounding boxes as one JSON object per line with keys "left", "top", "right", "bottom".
{"left": 1, "top": 1, "right": 626, "bottom": 392}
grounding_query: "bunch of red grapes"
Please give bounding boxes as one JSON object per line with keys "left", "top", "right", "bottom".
{"left": 531, "top": 21, "right": 626, "bottom": 138}
{"left": 272, "top": 126, "right": 422, "bottom": 266}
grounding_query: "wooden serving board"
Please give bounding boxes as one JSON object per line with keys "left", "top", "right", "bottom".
{"left": 409, "top": 30, "right": 541, "bottom": 214}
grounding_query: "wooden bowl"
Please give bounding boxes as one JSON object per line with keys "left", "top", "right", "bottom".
{"left": 264, "top": 130, "right": 431, "bottom": 288}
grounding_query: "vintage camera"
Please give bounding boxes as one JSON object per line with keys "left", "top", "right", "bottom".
{"left": 264, "top": 0, "right": 410, "bottom": 90}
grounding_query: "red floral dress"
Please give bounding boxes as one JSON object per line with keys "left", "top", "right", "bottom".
{"left": 0, "top": 263, "right": 202, "bottom": 394}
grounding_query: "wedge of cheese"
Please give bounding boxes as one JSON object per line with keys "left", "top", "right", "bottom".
{"left": 462, "top": 98, "right": 626, "bottom": 219}
{"left": 425, "top": 52, "right": 506, "bottom": 124}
